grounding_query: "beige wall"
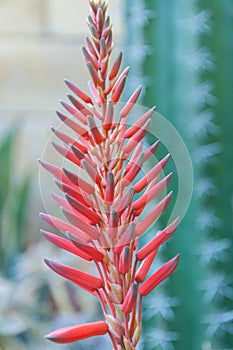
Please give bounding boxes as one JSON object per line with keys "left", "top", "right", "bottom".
{"left": 0, "top": 0, "right": 124, "bottom": 177}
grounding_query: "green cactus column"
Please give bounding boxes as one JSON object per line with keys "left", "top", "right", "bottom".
{"left": 142, "top": 1, "right": 204, "bottom": 349}
{"left": 196, "top": 0, "right": 233, "bottom": 348}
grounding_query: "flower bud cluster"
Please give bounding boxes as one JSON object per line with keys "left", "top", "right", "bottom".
{"left": 40, "top": 1, "right": 180, "bottom": 349}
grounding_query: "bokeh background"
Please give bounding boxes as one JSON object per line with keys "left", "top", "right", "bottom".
{"left": 0, "top": 1, "right": 232, "bottom": 349}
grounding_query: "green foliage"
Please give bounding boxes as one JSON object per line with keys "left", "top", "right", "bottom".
{"left": 0, "top": 129, "right": 31, "bottom": 273}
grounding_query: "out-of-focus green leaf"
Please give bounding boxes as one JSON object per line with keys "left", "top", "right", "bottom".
{"left": 0, "top": 129, "right": 16, "bottom": 210}
{"left": 0, "top": 128, "right": 31, "bottom": 273}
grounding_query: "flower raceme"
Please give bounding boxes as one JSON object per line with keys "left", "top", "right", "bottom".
{"left": 40, "top": 1, "right": 180, "bottom": 349}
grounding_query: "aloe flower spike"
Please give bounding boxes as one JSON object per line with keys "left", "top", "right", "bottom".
{"left": 41, "top": 1, "right": 180, "bottom": 348}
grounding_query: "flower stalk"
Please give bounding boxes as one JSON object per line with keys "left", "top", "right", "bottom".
{"left": 40, "top": 1, "right": 180, "bottom": 348}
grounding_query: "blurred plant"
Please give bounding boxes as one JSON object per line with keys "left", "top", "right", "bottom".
{"left": 140, "top": 0, "right": 233, "bottom": 349}
{"left": 40, "top": 0, "right": 181, "bottom": 349}
{"left": 0, "top": 128, "right": 31, "bottom": 273}
{"left": 0, "top": 128, "right": 32, "bottom": 349}
{"left": 195, "top": 1, "right": 233, "bottom": 348}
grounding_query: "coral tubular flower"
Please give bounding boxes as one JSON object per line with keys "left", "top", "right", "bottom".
{"left": 121, "top": 283, "right": 138, "bottom": 314}
{"left": 46, "top": 321, "right": 109, "bottom": 344}
{"left": 40, "top": 1, "right": 180, "bottom": 348}
{"left": 139, "top": 254, "right": 181, "bottom": 297}
{"left": 135, "top": 249, "right": 158, "bottom": 283}
{"left": 44, "top": 258, "right": 104, "bottom": 291}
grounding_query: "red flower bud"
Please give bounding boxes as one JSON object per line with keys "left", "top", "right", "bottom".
{"left": 82, "top": 46, "right": 99, "bottom": 71}
{"left": 41, "top": 230, "right": 92, "bottom": 261}
{"left": 109, "top": 51, "right": 123, "bottom": 80}
{"left": 114, "top": 223, "right": 136, "bottom": 254}
{"left": 109, "top": 210, "right": 118, "bottom": 239}
{"left": 60, "top": 99, "right": 88, "bottom": 124}
{"left": 51, "top": 142, "right": 81, "bottom": 167}
{"left": 124, "top": 120, "right": 151, "bottom": 155}
{"left": 65, "top": 193, "right": 101, "bottom": 225}
{"left": 81, "top": 159, "right": 102, "bottom": 185}
{"left": 87, "top": 61, "right": 102, "bottom": 87}
{"left": 70, "top": 235, "right": 104, "bottom": 262}
{"left": 139, "top": 254, "right": 180, "bottom": 296}
{"left": 122, "top": 154, "right": 145, "bottom": 184}
{"left": 67, "top": 94, "right": 92, "bottom": 118}
{"left": 105, "top": 172, "right": 114, "bottom": 204}
{"left": 46, "top": 321, "right": 108, "bottom": 344}
{"left": 136, "top": 192, "right": 173, "bottom": 236}
{"left": 135, "top": 249, "right": 158, "bottom": 283}
{"left": 62, "top": 208, "right": 99, "bottom": 240}
{"left": 144, "top": 140, "right": 160, "bottom": 162}
{"left": 87, "top": 116, "right": 105, "bottom": 145}
{"left": 103, "top": 100, "right": 114, "bottom": 131}
{"left": 64, "top": 79, "right": 93, "bottom": 104}
{"left": 44, "top": 258, "right": 104, "bottom": 291}
{"left": 121, "top": 283, "right": 138, "bottom": 314}
{"left": 136, "top": 218, "right": 180, "bottom": 261}
{"left": 56, "top": 110, "right": 88, "bottom": 138}
{"left": 62, "top": 167, "right": 95, "bottom": 195}
{"left": 132, "top": 173, "right": 172, "bottom": 216}
{"left": 134, "top": 154, "right": 170, "bottom": 193}
{"left": 88, "top": 80, "right": 102, "bottom": 106}
{"left": 120, "top": 86, "right": 142, "bottom": 119}
{"left": 125, "top": 106, "right": 155, "bottom": 138}
{"left": 111, "top": 76, "right": 126, "bottom": 104}
{"left": 40, "top": 212, "right": 91, "bottom": 242}
{"left": 119, "top": 246, "right": 131, "bottom": 274}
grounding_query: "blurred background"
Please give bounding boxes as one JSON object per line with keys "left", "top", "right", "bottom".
{"left": 0, "top": 0, "right": 232, "bottom": 349}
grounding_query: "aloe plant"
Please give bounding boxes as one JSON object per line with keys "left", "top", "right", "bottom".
{"left": 40, "top": 1, "right": 181, "bottom": 348}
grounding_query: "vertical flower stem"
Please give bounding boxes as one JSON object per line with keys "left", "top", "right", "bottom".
{"left": 122, "top": 274, "right": 130, "bottom": 339}
{"left": 95, "top": 261, "right": 105, "bottom": 283}
{"left": 138, "top": 294, "right": 143, "bottom": 326}
{"left": 96, "top": 289, "right": 108, "bottom": 315}
{"left": 108, "top": 330, "right": 118, "bottom": 350}
{"left": 130, "top": 294, "right": 138, "bottom": 336}
{"left": 131, "top": 259, "right": 138, "bottom": 284}
{"left": 102, "top": 286, "right": 116, "bottom": 317}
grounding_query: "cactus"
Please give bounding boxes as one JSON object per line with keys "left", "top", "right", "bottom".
{"left": 196, "top": 1, "right": 233, "bottom": 348}
{"left": 141, "top": 0, "right": 233, "bottom": 349}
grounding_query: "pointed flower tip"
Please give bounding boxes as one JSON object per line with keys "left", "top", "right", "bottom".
{"left": 168, "top": 217, "right": 180, "bottom": 230}
{"left": 40, "top": 229, "right": 49, "bottom": 238}
{"left": 59, "top": 98, "right": 65, "bottom": 105}
{"left": 119, "top": 246, "right": 130, "bottom": 274}
{"left": 44, "top": 257, "right": 51, "bottom": 266}
{"left": 39, "top": 212, "right": 46, "bottom": 220}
